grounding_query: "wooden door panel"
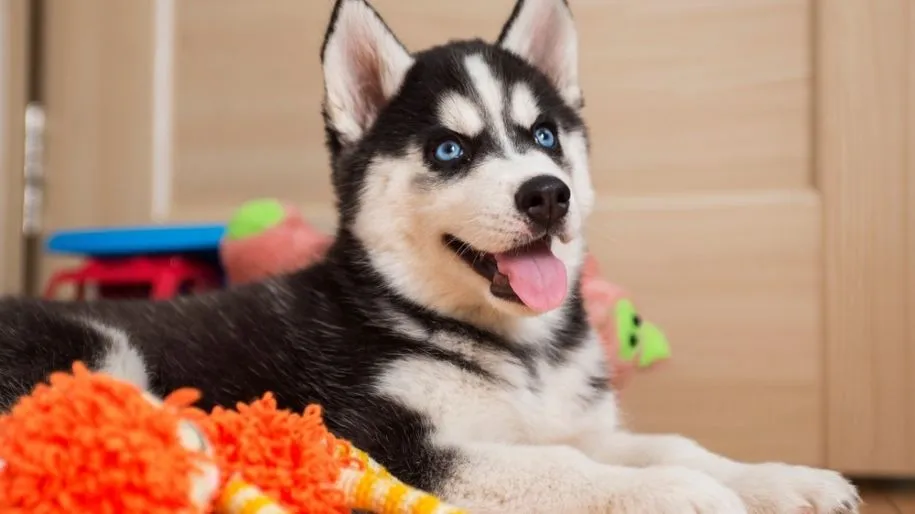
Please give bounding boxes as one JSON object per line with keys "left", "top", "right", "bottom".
{"left": 589, "top": 192, "right": 822, "bottom": 465}
{"left": 909, "top": 1, "right": 915, "bottom": 473}
{"left": 0, "top": 0, "right": 27, "bottom": 294}
{"left": 43, "top": 0, "right": 155, "bottom": 229}
{"left": 819, "top": 0, "right": 915, "bottom": 475}
{"left": 577, "top": 0, "right": 812, "bottom": 195}
{"left": 173, "top": 0, "right": 330, "bottom": 219}
{"left": 38, "top": 0, "right": 156, "bottom": 288}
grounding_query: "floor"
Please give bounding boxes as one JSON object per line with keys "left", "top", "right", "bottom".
{"left": 861, "top": 481, "right": 915, "bottom": 513}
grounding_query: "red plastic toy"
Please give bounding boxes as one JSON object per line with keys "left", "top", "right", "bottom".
{"left": 43, "top": 225, "right": 225, "bottom": 301}
{"left": 44, "top": 255, "right": 222, "bottom": 301}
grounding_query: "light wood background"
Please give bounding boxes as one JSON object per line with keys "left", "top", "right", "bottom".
{"left": 2, "top": 0, "right": 913, "bottom": 476}
{"left": 819, "top": 0, "right": 915, "bottom": 477}
{"left": 0, "top": 0, "right": 26, "bottom": 294}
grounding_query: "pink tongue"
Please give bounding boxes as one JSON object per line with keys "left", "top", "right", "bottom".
{"left": 494, "top": 242, "right": 568, "bottom": 312}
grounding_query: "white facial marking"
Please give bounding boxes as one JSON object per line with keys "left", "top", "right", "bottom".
{"left": 438, "top": 92, "right": 485, "bottom": 136}
{"left": 463, "top": 54, "right": 515, "bottom": 155}
{"left": 510, "top": 83, "right": 540, "bottom": 129}
{"left": 559, "top": 129, "right": 594, "bottom": 220}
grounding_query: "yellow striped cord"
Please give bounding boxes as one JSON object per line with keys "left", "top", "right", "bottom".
{"left": 217, "top": 474, "right": 289, "bottom": 514}
{"left": 345, "top": 446, "right": 394, "bottom": 480}
{"left": 214, "top": 441, "right": 466, "bottom": 514}
{"left": 335, "top": 467, "right": 468, "bottom": 514}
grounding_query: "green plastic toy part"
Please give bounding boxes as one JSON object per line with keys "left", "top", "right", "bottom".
{"left": 614, "top": 298, "right": 671, "bottom": 368}
{"left": 636, "top": 322, "right": 671, "bottom": 368}
{"left": 225, "top": 199, "right": 287, "bottom": 241}
{"left": 615, "top": 299, "right": 639, "bottom": 362}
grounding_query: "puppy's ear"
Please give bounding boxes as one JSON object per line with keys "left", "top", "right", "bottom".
{"left": 321, "top": 0, "right": 413, "bottom": 145}
{"left": 497, "top": 0, "right": 581, "bottom": 108}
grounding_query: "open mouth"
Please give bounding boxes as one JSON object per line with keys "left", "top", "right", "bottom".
{"left": 443, "top": 234, "right": 569, "bottom": 312}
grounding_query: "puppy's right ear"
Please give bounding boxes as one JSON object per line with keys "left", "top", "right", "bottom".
{"left": 321, "top": 0, "right": 413, "bottom": 146}
{"left": 497, "top": 0, "right": 581, "bottom": 109}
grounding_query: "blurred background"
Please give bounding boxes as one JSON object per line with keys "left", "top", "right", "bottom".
{"left": 1, "top": 0, "right": 913, "bottom": 506}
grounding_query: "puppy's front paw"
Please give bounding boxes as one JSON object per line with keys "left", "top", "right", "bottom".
{"left": 726, "top": 463, "right": 860, "bottom": 513}
{"left": 607, "top": 466, "right": 748, "bottom": 514}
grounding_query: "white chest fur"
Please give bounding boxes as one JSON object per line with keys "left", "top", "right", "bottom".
{"left": 377, "top": 331, "right": 618, "bottom": 447}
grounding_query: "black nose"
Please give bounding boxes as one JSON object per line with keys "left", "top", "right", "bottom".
{"left": 514, "top": 175, "right": 571, "bottom": 230}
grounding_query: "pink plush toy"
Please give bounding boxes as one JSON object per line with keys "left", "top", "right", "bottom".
{"left": 580, "top": 254, "right": 671, "bottom": 389}
{"left": 221, "top": 199, "right": 333, "bottom": 285}
{"left": 219, "top": 199, "right": 670, "bottom": 391}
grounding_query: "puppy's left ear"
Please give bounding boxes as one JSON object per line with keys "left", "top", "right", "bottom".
{"left": 497, "top": 0, "right": 581, "bottom": 109}
{"left": 321, "top": 0, "right": 413, "bottom": 146}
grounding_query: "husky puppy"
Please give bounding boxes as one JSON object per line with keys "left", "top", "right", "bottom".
{"left": 0, "top": 0, "right": 859, "bottom": 512}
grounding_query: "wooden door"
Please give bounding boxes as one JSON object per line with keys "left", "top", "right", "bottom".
{"left": 819, "top": 1, "right": 915, "bottom": 477}
{"left": 0, "top": 0, "right": 27, "bottom": 295}
{"left": 36, "top": 0, "right": 915, "bottom": 475}
{"left": 567, "top": 0, "right": 821, "bottom": 466}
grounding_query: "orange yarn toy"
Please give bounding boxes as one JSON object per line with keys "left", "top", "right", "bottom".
{"left": 0, "top": 363, "right": 467, "bottom": 514}
{"left": 0, "top": 363, "right": 220, "bottom": 513}
{"left": 182, "top": 396, "right": 349, "bottom": 513}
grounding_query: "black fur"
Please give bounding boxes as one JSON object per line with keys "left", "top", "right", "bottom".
{"left": 0, "top": 229, "right": 591, "bottom": 493}
{"left": 0, "top": 0, "right": 595, "bottom": 497}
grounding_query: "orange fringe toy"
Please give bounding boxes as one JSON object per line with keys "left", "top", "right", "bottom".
{"left": 0, "top": 363, "right": 467, "bottom": 514}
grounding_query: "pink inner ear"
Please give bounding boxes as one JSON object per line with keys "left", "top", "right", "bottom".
{"left": 526, "top": 6, "right": 565, "bottom": 88}
{"left": 501, "top": 0, "right": 576, "bottom": 97}
{"left": 344, "top": 37, "right": 386, "bottom": 130}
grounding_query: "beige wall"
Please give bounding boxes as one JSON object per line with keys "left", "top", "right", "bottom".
{"left": 0, "top": 1, "right": 7, "bottom": 271}
{"left": 0, "top": 0, "right": 25, "bottom": 295}
{"left": 820, "top": 0, "right": 915, "bottom": 476}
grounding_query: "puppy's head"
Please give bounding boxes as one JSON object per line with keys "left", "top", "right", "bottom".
{"left": 322, "top": 0, "right": 594, "bottom": 325}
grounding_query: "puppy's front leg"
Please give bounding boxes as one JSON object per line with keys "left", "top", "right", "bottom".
{"left": 440, "top": 442, "right": 746, "bottom": 514}
{"left": 580, "top": 431, "right": 860, "bottom": 513}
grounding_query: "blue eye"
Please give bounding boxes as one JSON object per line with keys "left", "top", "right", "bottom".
{"left": 434, "top": 140, "right": 464, "bottom": 162}
{"left": 533, "top": 125, "right": 557, "bottom": 149}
